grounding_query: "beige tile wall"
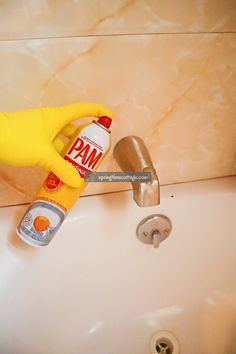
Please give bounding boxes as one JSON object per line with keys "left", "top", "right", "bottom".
{"left": 0, "top": 1, "right": 236, "bottom": 206}
{"left": 0, "top": 0, "right": 236, "bottom": 39}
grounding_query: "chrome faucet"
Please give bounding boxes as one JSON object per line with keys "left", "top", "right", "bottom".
{"left": 113, "top": 136, "right": 160, "bottom": 207}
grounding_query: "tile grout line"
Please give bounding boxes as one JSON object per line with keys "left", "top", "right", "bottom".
{"left": 0, "top": 31, "right": 236, "bottom": 42}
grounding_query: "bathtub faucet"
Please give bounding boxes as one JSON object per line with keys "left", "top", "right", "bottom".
{"left": 113, "top": 136, "right": 160, "bottom": 207}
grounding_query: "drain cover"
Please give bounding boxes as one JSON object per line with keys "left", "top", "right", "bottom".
{"left": 155, "top": 339, "right": 173, "bottom": 354}
{"left": 136, "top": 214, "right": 172, "bottom": 248}
{"left": 150, "top": 331, "right": 180, "bottom": 354}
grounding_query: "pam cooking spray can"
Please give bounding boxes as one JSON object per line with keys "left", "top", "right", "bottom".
{"left": 17, "top": 116, "right": 112, "bottom": 247}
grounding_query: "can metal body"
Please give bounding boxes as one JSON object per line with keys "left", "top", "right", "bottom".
{"left": 17, "top": 118, "right": 111, "bottom": 247}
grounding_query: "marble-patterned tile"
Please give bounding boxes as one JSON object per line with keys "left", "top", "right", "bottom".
{"left": 0, "top": 0, "right": 236, "bottom": 40}
{"left": 231, "top": 157, "right": 236, "bottom": 175}
{"left": 0, "top": 165, "right": 46, "bottom": 206}
{"left": 0, "top": 33, "right": 236, "bottom": 206}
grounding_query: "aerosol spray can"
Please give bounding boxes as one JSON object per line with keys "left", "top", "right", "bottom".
{"left": 17, "top": 116, "right": 112, "bottom": 247}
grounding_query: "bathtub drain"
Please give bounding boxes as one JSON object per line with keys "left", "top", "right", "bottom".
{"left": 155, "top": 339, "right": 173, "bottom": 354}
{"left": 150, "top": 330, "right": 180, "bottom": 354}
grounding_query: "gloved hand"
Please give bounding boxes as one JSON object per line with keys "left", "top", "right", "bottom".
{"left": 0, "top": 103, "right": 113, "bottom": 187}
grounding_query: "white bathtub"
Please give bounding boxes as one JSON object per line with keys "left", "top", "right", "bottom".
{"left": 0, "top": 176, "right": 236, "bottom": 354}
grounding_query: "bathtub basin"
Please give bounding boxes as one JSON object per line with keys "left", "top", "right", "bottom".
{"left": 0, "top": 177, "right": 236, "bottom": 354}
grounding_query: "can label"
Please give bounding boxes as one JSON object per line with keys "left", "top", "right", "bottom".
{"left": 17, "top": 120, "right": 111, "bottom": 247}
{"left": 17, "top": 201, "right": 65, "bottom": 246}
{"left": 44, "top": 134, "right": 104, "bottom": 192}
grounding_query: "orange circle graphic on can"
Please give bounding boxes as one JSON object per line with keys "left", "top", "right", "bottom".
{"left": 33, "top": 216, "right": 50, "bottom": 232}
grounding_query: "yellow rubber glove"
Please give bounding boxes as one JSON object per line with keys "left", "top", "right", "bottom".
{"left": 0, "top": 103, "right": 113, "bottom": 187}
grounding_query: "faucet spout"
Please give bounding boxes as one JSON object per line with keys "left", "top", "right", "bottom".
{"left": 113, "top": 136, "right": 160, "bottom": 207}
